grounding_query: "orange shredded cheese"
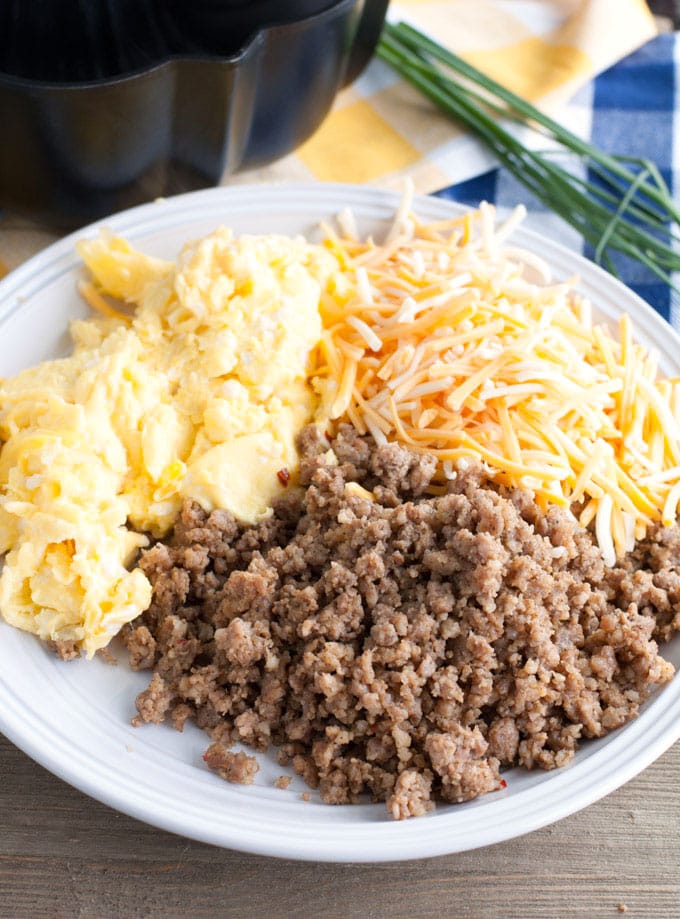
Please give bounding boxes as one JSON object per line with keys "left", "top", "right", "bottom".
{"left": 312, "top": 201, "right": 680, "bottom": 564}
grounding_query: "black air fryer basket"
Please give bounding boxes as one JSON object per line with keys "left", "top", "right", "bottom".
{"left": 0, "top": 0, "right": 390, "bottom": 224}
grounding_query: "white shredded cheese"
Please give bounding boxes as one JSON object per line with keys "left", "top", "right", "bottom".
{"left": 346, "top": 316, "right": 382, "bottom": 352}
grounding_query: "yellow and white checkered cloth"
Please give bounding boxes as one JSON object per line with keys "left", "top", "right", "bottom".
{"left": 236, "top": 0, "right": 657, "bottom": 193}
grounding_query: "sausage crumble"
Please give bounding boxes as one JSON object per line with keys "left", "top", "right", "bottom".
{"left": 126, "top": 425, "right": 680, "bottom": 818}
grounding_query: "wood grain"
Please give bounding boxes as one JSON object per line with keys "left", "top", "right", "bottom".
{"left": 1, "top": 730, "right": 679, "bottom": 919}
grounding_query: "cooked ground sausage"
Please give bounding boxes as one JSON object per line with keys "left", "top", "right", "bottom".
{"left": 203, "top": 744, "right": 259, "bottom": 785}
{"left": 126, "top": 425, "right": 679, "bottom": 818}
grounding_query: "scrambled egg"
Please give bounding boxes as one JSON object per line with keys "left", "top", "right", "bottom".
{"left": 0, "top": 228, "right": 337, "bottom": 656}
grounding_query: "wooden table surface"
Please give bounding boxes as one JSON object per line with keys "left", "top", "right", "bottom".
{"left": 2, "top": 6, "right": 680, "bottom": 917}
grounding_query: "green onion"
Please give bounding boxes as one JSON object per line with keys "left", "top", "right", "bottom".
{"left": 377, "top": 22, "right": 680, "bottom": 288}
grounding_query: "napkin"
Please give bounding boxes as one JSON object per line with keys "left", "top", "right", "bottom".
{"left": 235, "top": 0, "right": 657, "bottom": 192}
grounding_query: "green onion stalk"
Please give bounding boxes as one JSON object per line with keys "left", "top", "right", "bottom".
{"left": 377, "top": 22, "right": 680, "bottom": 289}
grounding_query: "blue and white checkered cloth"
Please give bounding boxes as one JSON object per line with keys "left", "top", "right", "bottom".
{"left": 437, "top": 33, "right": 677, "bottom": 328}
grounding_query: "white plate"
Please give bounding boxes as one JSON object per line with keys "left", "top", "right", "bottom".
{"left": 1, "top": 184, "right": 679, "bottom": 862}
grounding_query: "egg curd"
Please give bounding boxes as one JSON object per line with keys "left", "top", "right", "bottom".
{"left": 0, "top": 229, "right": 338, "bottom": 656}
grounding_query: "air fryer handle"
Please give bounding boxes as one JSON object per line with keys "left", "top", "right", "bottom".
{"left": 344, "top": 0, "right": 389, "bottom": 86}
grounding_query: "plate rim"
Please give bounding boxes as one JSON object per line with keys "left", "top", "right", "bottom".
{"left": 1, "top": 181, "right": 679, "bottom": 862}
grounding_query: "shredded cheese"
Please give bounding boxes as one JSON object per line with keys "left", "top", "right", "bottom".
{"left": 344, "top": 482, "right": 375, "bottom": 501}
{"left": 78, "top": 280, "right": 131, "bottom": 323}
{"left": 312, "top": 201, "right": 680, "bottom": 563}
